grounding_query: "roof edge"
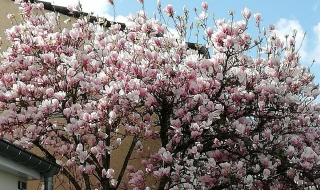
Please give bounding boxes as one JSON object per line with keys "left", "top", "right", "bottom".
{"left": 0, "top": 138, "right": 60, "bottom": 177}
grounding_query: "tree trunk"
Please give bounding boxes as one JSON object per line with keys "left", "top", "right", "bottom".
{"left": 158, "top": 100, "right": 172, "bottom": 190}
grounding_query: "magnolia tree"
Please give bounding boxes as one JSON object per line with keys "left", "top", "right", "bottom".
{"left": 1, "top": 0, "right": 320, "bottom": 189}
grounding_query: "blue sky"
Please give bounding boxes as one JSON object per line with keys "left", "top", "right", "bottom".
{"left": 45, "top": 0, "right": 320, "bottom": 83}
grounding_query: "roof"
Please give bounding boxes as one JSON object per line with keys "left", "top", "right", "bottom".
{"left": 0, "top": 138, "right": 60, "bottom": 178}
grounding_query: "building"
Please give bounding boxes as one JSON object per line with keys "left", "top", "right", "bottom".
{"left": 0, "top": 138, "right": 60, "bottom": 190}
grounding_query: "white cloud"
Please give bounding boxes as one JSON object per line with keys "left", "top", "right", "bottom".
{"left": 99, "top": 14, "right": 128, "bottom": 23}
{"left": 275, "top": 18, "right": 309, "bottom": 63}
{"left": 43, "top": 0, "right": 110, "bottom": 16}
{"left": 310, "top": 22, "right": 320, "bottom": 63}
{"left": 275, "top": 19, "right": 320, "bottom": 65}
{"left": 79, "top": 0, "right": 110, "bottom": 16}
{"left": 41, "top": 0, "right": 130, "bottom": 23}
{"left": 167, "top": 28, "right": 180, "bottom": 39}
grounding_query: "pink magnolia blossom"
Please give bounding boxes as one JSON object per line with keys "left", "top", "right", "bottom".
{"left": 269, "top": 24, "right": 275, "bottom": 31}
{"left": 0, "top": 2, "right": 319, "bottom": 190}
{"left": 7, "top": 14, "right": 14, "bottom": 20}
{"left": 37, "top": 3, "right": 44, "bottom": 10}
{"left": 102, "top": 168, "right": 107, "bottom": 178}
{"left": 241, "top": 7, "right": 251, "bottom": 19}
{"left": 67, "top": 5, "right": 73, "bottom": 12}
{"left": 78, "top": 151, "right": 88, "bottom": 163}
{"left": 110, "top": 179, "right": 117, "bottom": 187}
{"left": 263, "top": 169, "right": 271, "bottom": 179}
{"left": 205, "top": 27, "right": 213, "bottom": 37}
{"left": 106, "top": 169, "right": 115, "bottom": 178}
{"left": 108, "top": 0, "right": 114, "bottom": 5}
{"left": 254, "top": 13, "right": 261, "bottom": 24}
{"left": 198, "top": 11, "right": 208, "bottom": 21}
{"left": 163, "top": 4, "right": 175, "bottom": 17}
{"left": 201, "top": 2, "right": 208, "bottom": 11}
{"left": 85, "top": 164, "right": 96, "bottom": 174}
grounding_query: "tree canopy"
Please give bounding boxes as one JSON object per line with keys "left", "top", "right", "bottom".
{"left": 0, "top": 1, "right": 320, "bottom": 189}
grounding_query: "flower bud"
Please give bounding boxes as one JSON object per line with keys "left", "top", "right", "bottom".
{"left": 108, "top": 0, "right": 114, "bottom": 5}
{"left": 254, "top": 13, "right": 261, "bottom": 24}
{"left": 201, "top": 2, "right": 208, "bottom": 11}
{"left": 7, "top": 14, "right": 14, "bottom": 20}
{"left": 241, "top": 7, "right": 251, "bottom": 19}
{"left": 269, "top": 24, "right": 275, "bottom": 31}
{"left": 163, "top": 4, "right": 175, "bottom": 17}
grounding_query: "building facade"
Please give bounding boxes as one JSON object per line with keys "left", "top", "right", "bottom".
{"left": 0, "top": 138, "right": 60, "bottom": 190}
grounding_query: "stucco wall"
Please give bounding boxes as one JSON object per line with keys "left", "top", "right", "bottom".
{"left": 0, "top": 170, "right": 28, "bottom": 190}
{"left": 0, "top": 0, "right": 18, "bottom": 48}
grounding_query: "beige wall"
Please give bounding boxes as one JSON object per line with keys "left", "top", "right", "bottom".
{"left": 0, "top": 0, "right": 18, "bottom": 48}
